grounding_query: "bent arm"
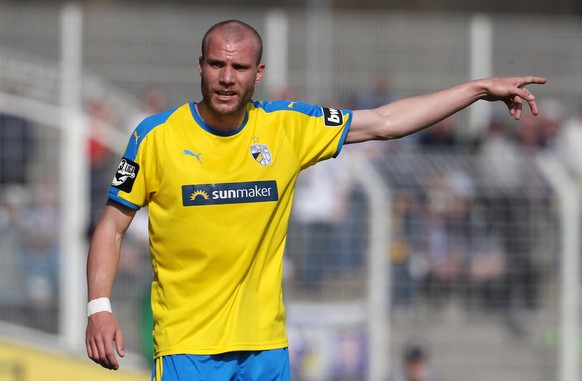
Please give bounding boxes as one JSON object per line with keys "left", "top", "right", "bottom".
{"left": 86, "top": 200, "right": 136, "bottom": 370}
{"left": 346, "top": 76, "right": 547, "bottom": 144}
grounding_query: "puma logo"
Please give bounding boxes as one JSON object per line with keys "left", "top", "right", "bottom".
{"left": 184, "top": 150, "right": 202, "bottom": 164}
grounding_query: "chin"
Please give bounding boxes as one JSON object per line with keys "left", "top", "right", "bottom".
{"left": 212, "top": 105, "right": 238, "bottom": 117}
{"left": 210, "top": 101, "right": 245, "bottom": 116}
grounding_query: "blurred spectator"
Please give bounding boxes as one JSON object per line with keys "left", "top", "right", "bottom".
{"left": 390, "top": 342, "right": 437, "bottom": 381}
{"left": 517, "top": 113, "right": 550, "bottom": 202}
{"left": 141, "top": 86, "right": 168, "bottom": 115}
{"left": 445, "top": 170, "right": 507, "bottom": 311}
{"left": 353, "top": 72, "right": 396, "bottom": 110}
{"left": 127, "top": 86, "right": 169, "bottom": 132}
{"left": 291, "top": 153, "right": 354, "bottom": 291}
{"left": 477, "top": 119, "right": 522, "bottom": 196}
{"left": 269, "top": 83, "right": 295, "bottom": 102}
{"left": 0, "top": 182, "right": 60, "bottom": 333}
{"left": 21, "top": 180, "right": 60, "bottom": 332}
{"left": 464, "top": 232, "right": 507, "bottom": 311}
{"left": 0, "top": 185, "right": 29, "bottom": 307}
{"left": 0, "top": 104, "right": 35, "bottom": 186}
{"left": 537, "top": 99, "right": 564, "bottom": 150}
{"left": 418, "top": 117, "right": 458, "bottom": 151}
{"left": 333, "top": 329, "right": 367, "bottom": 380}
{"left": 477, "top": 118, "right": 542, "bottom": 327}
{"left": 389, "top": 191, "right": 420, "bottom": 308}
{"left": 417, "top": 172, "right": 462, "bottom": 304}
{"left": 555, "top": 100, "right": 582, "bottom": 182}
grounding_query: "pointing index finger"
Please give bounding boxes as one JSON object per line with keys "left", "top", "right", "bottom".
{"left": 521, "top": 76, "right": 547, "bottom": 86}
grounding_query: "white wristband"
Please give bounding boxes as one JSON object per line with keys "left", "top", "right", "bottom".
{"left": 87, "top": 297, "right": 112, "bottom": 317}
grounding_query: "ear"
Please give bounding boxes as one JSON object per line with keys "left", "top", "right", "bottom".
{"left": 255, "top": 63, "right": 266, "bottom": 84}
{"left": 198, "top": 56, "right": 204, "bottom": 76}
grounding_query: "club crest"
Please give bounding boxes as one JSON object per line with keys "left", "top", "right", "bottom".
{"left": 250, "top": 144, "right": 272, "bottom": 166}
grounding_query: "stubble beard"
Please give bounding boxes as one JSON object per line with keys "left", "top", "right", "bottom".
{"left": 201, "top": 80, "right": 255, "bottom": 119}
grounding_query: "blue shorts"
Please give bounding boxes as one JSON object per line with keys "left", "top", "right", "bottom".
{"left": 151, "top": 348, "right": 291, "bottom": 381}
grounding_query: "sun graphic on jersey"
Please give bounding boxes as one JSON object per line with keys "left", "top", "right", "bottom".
{"left": 190, "top": 190, "right": 209, "bottom": 200}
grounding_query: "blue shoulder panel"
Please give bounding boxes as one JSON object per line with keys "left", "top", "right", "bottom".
{"left": 108, "top": 107, "right": 178, "bottom": 209}
{"left": 255, "top": 99, "right": 353, "bottom": 158}
{"left": 256, "top": 99, "right": 326, "bottom": 117}
{"left": 123, "top": 107, "right": 178, "bottom": 161}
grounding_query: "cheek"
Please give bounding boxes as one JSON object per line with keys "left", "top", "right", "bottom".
{"left": 243, "top": 73, "right": 260, "bottom": 87}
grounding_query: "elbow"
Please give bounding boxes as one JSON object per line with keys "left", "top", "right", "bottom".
{"left": 375, "top": 120, "right": 403, "bottom": 141}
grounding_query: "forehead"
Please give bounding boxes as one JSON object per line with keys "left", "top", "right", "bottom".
{"left": 205, "top": 27, "right": 259, "bottom": 62}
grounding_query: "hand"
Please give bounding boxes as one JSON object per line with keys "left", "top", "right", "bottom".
{"left": 86, "top": 312, "right": 125, "bottom": 370}
{"left": 481, "top": 76, "right": 547, "bottom": 120}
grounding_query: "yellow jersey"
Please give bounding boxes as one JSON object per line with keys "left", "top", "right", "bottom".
{"left": 109, "top": 100, "right": 352, "bottom": 357}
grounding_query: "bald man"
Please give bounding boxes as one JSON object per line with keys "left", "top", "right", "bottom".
{"left": 85, "top": 19, "right": 545, "bottom": 380}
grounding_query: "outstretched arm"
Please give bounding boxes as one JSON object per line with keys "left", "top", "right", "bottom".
{"left": 86, "top": 200, "right": 136, "bottom": 370}
{"left": 346, "top": 76, "right": 547, "bottom": 144}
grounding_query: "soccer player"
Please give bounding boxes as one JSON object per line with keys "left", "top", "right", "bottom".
{"left": 85, "top": 19, "right": 546, "bottom": 380}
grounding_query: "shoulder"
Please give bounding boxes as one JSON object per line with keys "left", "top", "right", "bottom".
{"left": 251, "top": 99, "right": 330, "bottom": 117}
{"left": 135, "top": 105, "right": 184, "bottom": 136}
{"left": 125, "top": 104, "right": 186, "bottom": 158}
{"left": 130, "top": 103, "right": 194, "bottom": 150}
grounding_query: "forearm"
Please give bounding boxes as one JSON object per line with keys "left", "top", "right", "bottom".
{"left": 377, "top": 80, "right": 485, "bottom": 138}
{"left": 86, "top": 201, "right": 135, "bottom": 301}
{"left": 86, "top": 221, "right": 123, "bottom": 301}
{"left": 348, "top": 80, "right": 486, "bottom": 143}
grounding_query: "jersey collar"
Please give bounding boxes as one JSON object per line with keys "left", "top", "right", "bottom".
{"left": 189, "top": 102, "right": 249, "bottom": 137}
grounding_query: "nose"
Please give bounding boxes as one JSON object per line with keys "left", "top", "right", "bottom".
{"left": 219, "top": 66, "right": 235, "bottom": 86}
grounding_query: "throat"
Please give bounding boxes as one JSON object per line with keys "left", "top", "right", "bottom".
{"left": 196, "top": 102, "right": 246, "bottom": 133}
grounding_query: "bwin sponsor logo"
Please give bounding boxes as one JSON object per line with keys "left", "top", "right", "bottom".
{"left": 322, "top": 107, "right": 343, "bottom": 127}
{"left": 182, "top": 181, "right": 278, "bottom": 206}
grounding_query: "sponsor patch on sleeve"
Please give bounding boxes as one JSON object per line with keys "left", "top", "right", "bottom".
{"left": 111, "top": 157, "right": 139, "bottom": 193}
{"left": 322, "top": 107, "right": 344, "bottom": 127}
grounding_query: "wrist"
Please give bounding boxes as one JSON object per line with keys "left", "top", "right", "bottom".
{"left": 87, "top": 297, "right": 112, "bottom": 317}
{"left": 470, "top": 78, "right": 492, "bottom": 101}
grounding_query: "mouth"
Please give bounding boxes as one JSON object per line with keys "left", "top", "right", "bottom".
{"left": 215, "top": 90, "right": 237, "bottom": 101}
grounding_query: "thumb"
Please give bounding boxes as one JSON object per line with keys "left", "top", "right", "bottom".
{"left": 115, "top": 329, "right": 125, "bottom": 358}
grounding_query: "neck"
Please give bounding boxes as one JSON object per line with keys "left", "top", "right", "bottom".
{"left": 196, "top": 102, "right": 246, "bottom": 133}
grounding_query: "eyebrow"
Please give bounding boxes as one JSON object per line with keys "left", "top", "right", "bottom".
{"left": 204, "top": 55, "right": 254, "bottom": 69}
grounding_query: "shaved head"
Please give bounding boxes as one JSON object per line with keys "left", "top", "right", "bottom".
{"left": 201, "top": 20, "right": 263, "bottom": 65}
{"left": 197, "top": 19, "right": 266, "bottom": 131}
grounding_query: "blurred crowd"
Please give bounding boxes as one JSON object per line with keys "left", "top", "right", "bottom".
{"left": 0, "top": 95, "right": 60, "bottom": 332}
{"left": 1, "top": 76, "right": 581, "bottom": 359}
{"left": 0, "top": 85, "right": 166, "bottom": 335}
{"left": 285, "top": 74, "right": 582, "bottom": 336}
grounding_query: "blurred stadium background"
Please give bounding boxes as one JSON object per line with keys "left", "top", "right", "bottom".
{"left": 0, "top": 1, "right": 581, "bottom": 380}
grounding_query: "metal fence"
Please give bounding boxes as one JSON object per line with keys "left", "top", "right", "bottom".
{"left": 0, "top": 3, "right": 581, "bottom": 381}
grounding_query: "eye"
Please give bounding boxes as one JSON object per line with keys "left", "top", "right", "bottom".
{"left": 208, "top": 60, "right": 224, "bottom": 69}
{"left": 233, "top": 64, "right": 250, "bottom": 71}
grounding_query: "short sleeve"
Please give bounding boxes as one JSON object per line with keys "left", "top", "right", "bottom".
{"left": 264, "top": 100, "right": 352, "bottom": 169}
